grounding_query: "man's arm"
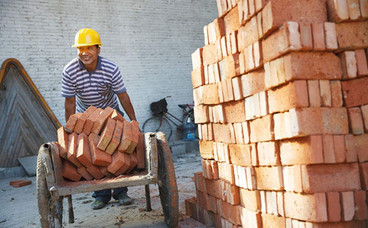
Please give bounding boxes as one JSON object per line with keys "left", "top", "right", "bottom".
{"left": 117, "top": 92, "right": 136, "bottom": 121}
{"left": 65, "top": 97, "right": 76, "bottom": 122}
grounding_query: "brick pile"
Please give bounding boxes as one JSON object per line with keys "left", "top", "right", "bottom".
{"left": 186, "top": 0, "right": 368, "bottom": 227}
{"left": 56, "top": 106, "right": 145, "bottom": 182}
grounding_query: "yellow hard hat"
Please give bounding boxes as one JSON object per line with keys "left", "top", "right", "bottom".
{"left": 72, "top": 28, "right": 102, "bottom": 47}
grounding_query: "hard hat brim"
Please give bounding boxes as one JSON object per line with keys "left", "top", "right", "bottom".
{"left": 72, "top": 43, "right": 102, "bottom": 48}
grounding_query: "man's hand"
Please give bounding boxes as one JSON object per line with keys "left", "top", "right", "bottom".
{"left": 117, "top": 92, "right": 136, "bottom": 121}
{"left": 65, "top": 97, "right": 76, "bottom": 122}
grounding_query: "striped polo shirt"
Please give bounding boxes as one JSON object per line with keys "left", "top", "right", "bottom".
{"left": 61, "top": 56, "right": 126, "bottom": 113}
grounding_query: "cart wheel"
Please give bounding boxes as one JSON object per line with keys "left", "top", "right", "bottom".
{"left": 36, "top": 143, "right": 63, "bottom": 228}
{"left": 156, "top": 132, "right": 179, "bottom": 228}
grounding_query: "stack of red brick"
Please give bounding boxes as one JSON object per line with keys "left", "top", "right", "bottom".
{"left": 56, "top": 106, "right": 145, "bottom": 182}
{"left": 187, "top": 0, "right": 368, "bottom": 227}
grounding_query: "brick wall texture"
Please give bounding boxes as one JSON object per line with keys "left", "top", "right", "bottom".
{"left": 188, "top": 0, "right": 368, "bottom": 227}
{"left": 0, "top": 0, "right": 217, "bottom": 130}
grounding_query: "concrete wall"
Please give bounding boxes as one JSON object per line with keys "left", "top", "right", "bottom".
{"left": 0, "top": 0, "right": 217, "bottom": 137}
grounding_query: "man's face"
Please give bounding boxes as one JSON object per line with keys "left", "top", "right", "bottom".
{"left": 77, "top": 45, "right": 100, "bottom": 69}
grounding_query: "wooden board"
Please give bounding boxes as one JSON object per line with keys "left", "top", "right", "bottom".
{"left": 0, "top": 59, "right": 60, "bottom": 167}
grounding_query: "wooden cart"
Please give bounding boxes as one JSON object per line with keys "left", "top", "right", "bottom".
{"left": 36, "top": 132, "right": 178, "bottom": 228}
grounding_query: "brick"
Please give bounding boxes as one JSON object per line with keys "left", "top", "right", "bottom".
{"left": 323, "top": 135, "right": 336, "bottom": 163}
{"left": 324, "top": 22, "right": 338, "bottom": 50}
{"left": 136, "top": 132, "right": 145, "bottom": 169}
{"left": 185, "top": 198, "right": 198, "bottom": 220}
{"left": 266, "top": 191, "right": 278, "bottom": 215}
{"left": 262, "top": 213, "right": 286, "bottom": 228}
{"left": 65, "top": 113, "right": 82, "bottom": 133}
{"left": 96, "top": 118, "right": 116, "bottom": 151}
{"left": 89, "top": 133, "right": 111, "bottom": 166}
{"left": 222, "top": 181, "right": 240, "bottom": 205}
{"left": 342, "top": 77, "right": 368, "bottom": 107}
{"left": 340, "top": 51, "right": 358, "bottom": 79}
{"left": 355, "top": 190, "right": 368, "bottom": 220}
{"left": 260, "top": 191, "right": 266, "bottom": 213}
{"left": 240, "top": 207, "right": 262, "bottom": 228}
{"left": 336, "top": 21, "right": 368, "bottom": 49}
{"left": 194, "top": 105, "right": 209, "bottom": 124}
{"left": 234, "top": 165, "right": 247, "bottom": 188}
{"left": 327, "top": 0, "right": 349, "bottom": 21}
{"left": 348, "top": 0, "right": 361, "bottom": 19}
{"left": 9, "top": 180, "right": 32, "bottom": 188}
{"left": 361, "top": 0, "right": 368, "bottom": 17}
{"left": 232, "top": 77, "right": 242, "bottom": 101}
{"left": 110, "top": 109, "right": 125, "bottom": 122}
{"left": 262, "top": 0, "right": 327, "bottom": 36}
{"left": 192, "top": 48, "right": 203, "bottom": 70}
{"left": 191, "top": 67, "right": 205, "bottom": 88}
{"left": 319, "top": 80, "right": 332, "bottom": 107}
{"left": 118, "top": 120, "right": 133, "bottom": 152}
{"left": 196, "top": 190, "right": 209, "bottom": 210}
{"left": 312, "top": 23, "right": 326, "bottom": 51}
{"left": 237, "top": 17, "right": 258, "bottom": 52}
{"left": 300, "top": 23, "right": 313, "bottom": 50}
{"left": 202, "top": 84, "right": 219, "bottom": 104}
{"left": 57, "top": 126, "right": 68, "bottom": 159}
{"left": 355, "top": 49, "right": 368, "bottom": 76}
{"left": 76, "top": 133, "right": 92, "bottom": 167}
{"left": 67, "top": 132, "right": 82, "bottom": 167}
{"left": 126, "top": 121, "right": 140, "bottom": 153}
{"left": 230, "top": 31, "right": 238, "bottom": 54}
{"left": 333, "top": 135, "right": 346, "bottom": 163}
{"left": 307, "top": 80, "right": 321, "bottom": 107}
{"left": 213, "top": 123, "right": 234, "bottom": 143}
{"left": 301, "top": 163, "right": 361, "bottom": 193}
{"left": 342, "top": 191, "right": 354, "bottom": 221}
{"left": 224, "top": 6, "right": 240, "bottom": 35}
{"left": 199, "top": 141, "right": 214, "bottom": 159}
{"left": 205, "top": 178, "right": 222, "bottom": 198}
{"left": 277, "top": 192, "right": 285, "bottom": 217}
{"left": 225, "top": 53, "right": 240, "bottom": 78}
{"left": 284, "top": 192, "right": 327, "bottom": 222}
{"left": 262, "top": 21, "right": 301, "bottom": 62}
{"left": 330, "top": 80, "right": 343, "bottom": 107}
{"left": 194, "top": 172, "right": 206, "bottom": 192}
{"left": 268, "top": 80, "right": 309, "bottom": 113}
{"left": 233, "top": 122, "right": 244, "bottom": 144}
{"left": 229, "top": 143, "right": 252, "bottom": 166}
{"left": 348, "top": 107, "right": 364, "bottom": 135}
{"left": 218, "top": 162, "right": 235, "bottom": 184}
{"left": 362, "top": 104, "right": 368, "bottom": 131}
{"left": 255, "top": 166, "right": 283, "bottom": 190}
{"left": 77, "top": 166, "right": 93, "bottom": 180}
{"left": 221, "top": 200, "right": 241, "bottom": 225}
{"left": 105, "top": 120, "right": 123, "bottom": 155}
{"left": 207, "top": 194, "right": 218, "bottom": 214}
{"left": 265, "top": 57, "right": 287, "bottom": 89}
{"left": 250, "top": 115, "right": 273, "bottom": 142}
{"left": 284, "top": 52, "right": 342, "bottom": 81}
{"left": 241, "top": 69, "right": 265, "bottom": 97}
{"left": 203, "top": 25, "right": 209, "bottom": 45}
{"left": 83, "top": 108, "right": 103, "bottom": 135}
{"left": 202, "top": 43, "right": 217, "bottom": 66}
{"left": 344, "top": 134, "right": 359, "bottom": 162}
{"left": 107, "top": 151, "right": 130, "bottom": 176}
{"left": 62, "top": 160, "right": 82, "bottom": 182}
{"left": 347, "top": 134, "right": 368, "bottom": 162}
{"left": 223, "top": 100, "right": 246, "bottom": 123}
{"left": 86, "top": 165, "right": 104, "bottom": 179}
{"left": 125, "top": 152, "right": 137, "bottom": 173}
{"left": 91, "top": 107, "right": 114, "bottom": 134}
{"left": 257, "top": 141, "right": 280, "bottom": 166}
{"left": 327, "top": 192, "right": 341, "bottom": 222}
{"left": 214, "top": 18, "right": 225, "bottom": 41}
{"left": 283, "top": 165, "right": 302, "bottom": 192}
{"left": 239, "top": 188, "right": 260, "bottom": 211}
{"left": 98, "top": 166, "right": 114, "bottom": 178}
{"left": 74, "top": 106, "right": 97, "bottom": 134}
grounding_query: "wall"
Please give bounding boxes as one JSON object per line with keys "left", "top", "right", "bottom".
{"left": 0, "top": 0, "right": 217, "bottom": 138}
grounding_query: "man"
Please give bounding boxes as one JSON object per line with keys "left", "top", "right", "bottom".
{"left": 62, "top": 28, "right": 136, "bottom": 210}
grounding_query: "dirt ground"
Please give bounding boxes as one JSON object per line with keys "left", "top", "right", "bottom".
{"left": 0, "top": 152, "right": 205, "bottom": 228}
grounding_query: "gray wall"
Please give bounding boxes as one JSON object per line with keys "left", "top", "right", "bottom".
{"left": 0, "top": 0, "right": 217, "bottom": 138}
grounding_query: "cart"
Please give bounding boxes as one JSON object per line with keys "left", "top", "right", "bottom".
{"left": 36, "top": 132, "right": 179, "bottom": 228}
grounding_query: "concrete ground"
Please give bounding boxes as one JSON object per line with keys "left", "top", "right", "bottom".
{"left": 0, "top": 146, "right": 205, "bottom": 228}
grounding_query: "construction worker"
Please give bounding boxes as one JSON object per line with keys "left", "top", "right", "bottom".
{"left": 61, "top": 28, "right": 136, "bottom": 210}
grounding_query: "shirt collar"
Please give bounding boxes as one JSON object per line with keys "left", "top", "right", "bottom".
{"left": 78, "top": 56, "right": 102, "bottom": 72}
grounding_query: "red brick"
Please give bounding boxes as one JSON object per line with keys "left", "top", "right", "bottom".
{"left": 89, "top": 133, "right": 111, "bottom": 166}
{"left": 83, "top": 108, "right": 103, "bottom": 135}
{"left": 126, "top": 152, "right": 137, "bottom": 173}
{"left": 262, "top": 0, "right": 327, "bottom": 36}
{"left": 342, "top": 191, "right": 355, "bottom": 221}
{"left": 262, "top": 213, "right": 285, "bottom": 228}
{"left": 239, "top": 188, "right": 260, "bottom": 211}
{"left": 65, "top": 113, "right": 82, "bottom": 133}
{"left": 86, "top": 165, "right": 104, "bottom": 179}
{"left": 76, "top": 133, "right": 92, "bottom": 167}
{"left": 74, "top": 106, "right": 97, "bottom": 134}
{"left": 340, "top": 51, "right": 358, "bottom": 79}
{"left": 342, "top": 77, "right": 368, "bottom": 107}
{"left": 277, "top": 191, "right": 285, "bottom": 217}
{"left": 9, "top": 180, "right": 32, "bottom": 188}
{"left": 240, "top": 207, "right": 262, "bottom": 227}
{"left": 126, "top": 121, "right": 140, "bottom": 153}
{"left": 203, "top": 25, "right": 209, "bottom": 45}
{"left": 110, "top": 109, "right": 125, "bottom": 122}
{"left": 185, "top": 197, "right": 198, "bottom": 220}
{"left": 324, "top": 22, "right": 338, "bottom": 50}
{"left": 283, "top": 165, "right": 302, "bottom": 192}
{"left": 336, "top": 21, "right": 368, "bottom": 49}
{"left": 242, "top": 122, "right": 250, "bottom": 143}
{"left": 194, "top": 105, "right": 209, "bottom": 124}
{"left": 91, "top": 107, "right": 114, "bottom": 134}
{"left": 202, "top": 43, "right": 217, "bottom": 66}
{"left": 268, "top": 80, "right": 309, "bottom": 113}
{"left": 284, "top": 52, "right": 342, "bottom": 81}
{"left": 257, "top": 141, "right": 280, "bottom": 166}
{"left": 266, "top": 191, "right": 278, "bottom": 215}
{"left": 221, "top": 200, "right": 241, "bottom": 225}
{"left": 229, "top": 143, "right": 252, "bottom": 166}
{"left": 348, "top": 107, "right": 364, "bottom": 135}
{"left": 230, "top": 31, "right": 238, "bottom": 55}
{"left": 348, "top": 0, "right": 361, "bottom": 19}
{"left": 202, "top": 84, "right": 219, "bottom": 105}
{"left": 312, "top": 23, "right": 326, "bottom": 50}
{"left": 222, "top": 181, "right": 240, "bottom": 205}
{"left": 345, "top": 134, "right": 359, "bottom": 162}
{"left": 301, "top": 163, "right": 361, "bottom": 193}
{"left": 320, "top": 80, "right": 332, "bottom": 107}
{"left": 237, "top": 17, "right": 258, "bottom": 52}
{"left": 213, "top": 123, "right": 234, "bottom": 143}
{"left": 224, "top": 6, "right": 241, "bottom": 35}
{"left": 284, "top": 192, "right": 327, "bottom": 222}
{"left": 118, "top": 120, "right": 133, "bottom": 152}
{"left": 218, "top": 162, "right": 235, "bottom": 184}
{"left": 323, "top": 135, "right": 335, "bottom": 163}
{"left": 193, "top": 172, "right": 206, "bottom": 192}
{"left": 250, "top": 115, "right": 273, "bottom": 142}
{"left": 361, "top": 0, "right": 368, "bottom": 17}
{"left": 105, "top": 120, "right": 123, "bottom": 155}
{"left": 262, "top": 21, "right": 301, "bottom": 62}
{"left": 207, "top": 22, "right": 216, "bottom": 44}
{"left": 307, "top": 80, "right": 321, "bottom": 107}
{"left": 355, "top": 49, "right": 368, "bottom": 76}
{"left": 232, "top": 77, "right": 242, "bottom": 101}
{"left": 248, "top": 0, "right": 255, "bottom": 16}
{"left": 265, "top": 57, "right": 287, "bottom": 89}
{"left": 327, "top": 0, "right": 349, "bottom": 22}
{"left": 234, "top": 165, "right": 247, "bottom": 188}
{"left": 191, "top": 67, "right": 205, "bottom": 88}
{"left": 57, "top": 126, "right": 69, "bottom": 159}
{"left": 107, "top": 151, "right": 130, "bottom": 176}
{"left": 96, "top": 118, "right": 116, "bottom": 151}
{"left": 205, "top": 178, "right": 222, "bottom": 198}
{"left": 330, "top": 80, "right": 343, "bottom": 107}
{"left": 255, "top": 166, "right": 283, "bottom": 190}
{"left": 354, "top": 190, "right": 368, "bottom": 220}
{"left": 192, "top": 48, "right": 203, "bottom": 70}
{"left": 199, "top": 141, "right": 214, "bottom": 159}
{"left": 77, "top": 166, "right": 93, "bottom": 180}
{"left": 348, "top": 134, "right": 368, "bottom": 162}
{"left": 223, "top": 100, "right": 246, "bottom": 123}
{"left": 136, "top": 132, "right": 145, "bottom": 170}
{"left": 67, "top": 132, "right": 82, "bottom": 167}
{"left": 98, "top": 166, "right": 114, "bottom": 178}
{"left": 299, "top": 23, "right": 313, "bottom": 50}
{"left": 362, "top": 104, "right": 368, "bottom": 132}
{"left": 62, "top": 160, "right": 82, "bottom": 182}
{"left": 226, "top": 53, "right": 240, "bottom": 78}
{"left": 327, "top": 191, "right": 341, "bottom": 222}
{"left": 333, "top": 135, "right": 346, "bottom": 163}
